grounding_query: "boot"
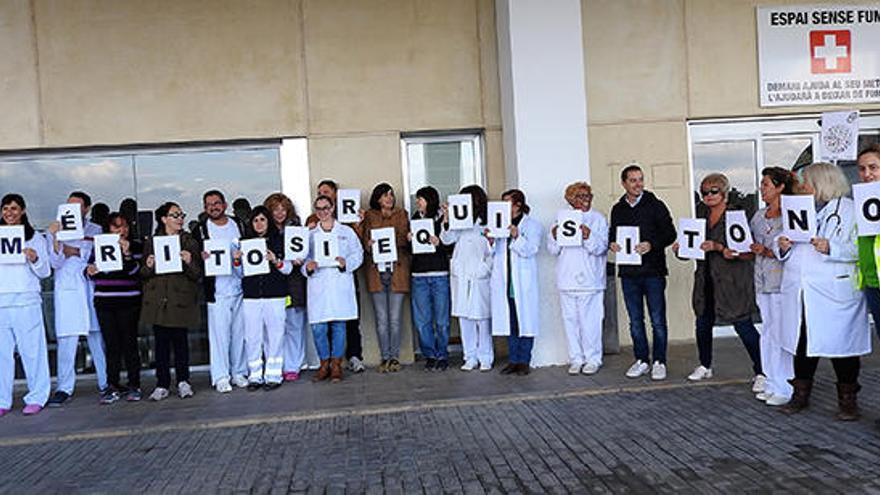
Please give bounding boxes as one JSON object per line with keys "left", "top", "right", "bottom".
{"left": 313, "top": 359, "right": 331, "bottom": 382}
{"left": 330, "top": 358, "right": 344, "bottom": 383}
{"left": 779, "top": 378, "right": 812, "bottom": 415}
{"left": 835, "top": 382, "right": 861, "bottom": 421}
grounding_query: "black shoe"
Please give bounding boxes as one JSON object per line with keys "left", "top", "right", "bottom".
{"left": 424, "top": 358, "right": 436, "bottom": 371}
{"left": 515, "top": 363, "right": 530, "bottom": 376}
{"left": 99, "top": 389, "right": 121, "bottom": 405}
{"left": 47, "top": 391, "right": 71, "bottom": 408}
{"left": 500, "top": 363, "right": 518, "bottom": 375}
{"left": 263, "top": 382, "right": 282, "bottom": 391}
{"left": 435, "top": 359, "right": 449, "bottom": 372}
{"left": 247, "top": 382, "right": 263, "bottom": 391}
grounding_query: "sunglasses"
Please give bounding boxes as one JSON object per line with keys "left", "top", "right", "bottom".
{"left": 167, "top": 212, "right": 187, "bottom": 219}
{"left": 315, "top": 205, "right": 333, "bottom": 212}
{"left": 700, "top": 188, "right": 722, "bottom": 197}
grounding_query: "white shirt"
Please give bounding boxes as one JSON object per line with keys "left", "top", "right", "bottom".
{"left": 207, "top": 218, "right": 242, "bottom": 297}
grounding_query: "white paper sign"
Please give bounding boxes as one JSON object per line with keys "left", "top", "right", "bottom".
{"left": 782, "top": 195, "right": 817, "bottom": 243}
{"left": 757, "top": 6, "right": 880, "bottom": 107}
{"left": 615, "top": 226, "right": 641, "bottom": 266}
{"left": 0, "top": 225, "right": 26, "bottom": 264}
{"left": 203, "top": 238, "right": 232, "bottom": 277}
{"left": 556, "top": 210, "right": 582, "bottom": 248}
{"left": 337, "top": 189, "right": 361, "bottom": 224}
{"left": 486, "top": 201, "right": 511, "bottom": 238}
{"left": 448, "top": 194, "right": 473, "bottom": 230}
{"left": 93, "top": 234, "right": 123, "bottom": 272}
{"left": 153, "top": 235, "right": 182, "bottom": 274}
{"left": 410, "top": 219, "right": 436, "bottom": 254}
{"left": 56, "top": 203, "right": 84, "bottom": 241}
{"left": 677, "top": 218, "right": 706, "bottom": 260}
{"left": 725, "top": 211, "right": 754, "bottom": 254}
{"left": 821, "top": 110, "right": 859, "bottom": 162}
{"left": 240, "top": 238, "right": 270, "bottom": 277}
{"left": 371, "top": 227, "right": 398, "bottom": 264}
{"left": 284, "top": 226, "right": 310, "bottom": 261}
{"left": 854, "top": 181, "right": 880, "bottom": 237}
{"left": 313, "top": 231, "right": 339, "bottom": 267}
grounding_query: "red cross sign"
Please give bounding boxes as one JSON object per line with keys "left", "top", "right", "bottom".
{"left": 810, "top": 30, "right": 851, "bottom": 74}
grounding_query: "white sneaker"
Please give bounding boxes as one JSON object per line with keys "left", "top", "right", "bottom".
{"left": 568, "top": 363, "right": 583, "bottom": 375}
{"left": 687, "top": 365, "right": 713, "bottom": 381}
{"left": 625, "top": 360, "right": 650, "bottom": 378}
{"left": 755, "top": 391, "right": 772, "bottom": 401}
{"left": 149, "top": 387, "right": 169, "bottom": 402}
{"left": 751, "top": 374, "right": 767, "bottom": 393}
{"left": 460, "top": 359, "right": 478, "bottom": 371}
{"left": 231, "top": 375, "right": 249, "bottom": 388}
{"left": 215, "top": 378, "right": 232, "bottom": 394}
{"left": 177, "top": 381, "right": 194, "bottom": 399}
{"left": 348, "top": 356, "right": 366, "bottom": 373}
{"left": 651, "top": 362, "right": 667, "bottom": 381}
{"left": 765, "top": 394, "right": 790, "bottom": 406}
{"left": 581, "top": 363, "right": 600, "bottom": 375}
{"left": 479, "top": 362, "right": 492, "bottom": 372}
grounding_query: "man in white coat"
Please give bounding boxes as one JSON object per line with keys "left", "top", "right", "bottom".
{"left": 490, "top": 189, "right": 542, "bottom": 376}
{"left": 47, "top": 191, "right": 108, "bottom": 407}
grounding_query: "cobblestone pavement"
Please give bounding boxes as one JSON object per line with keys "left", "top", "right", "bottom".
{"left": 2, "top": 367, "right": 880, "bottom": 494}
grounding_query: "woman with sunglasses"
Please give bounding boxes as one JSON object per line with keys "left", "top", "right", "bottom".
{"left": 776, "top": 162, "right": 869, "bottom": 421}
{"left": 141, "top": 202, "right": 203, "bottom": 401}
{"left": 673, "top": 173, "right": 763, "bottom": 387}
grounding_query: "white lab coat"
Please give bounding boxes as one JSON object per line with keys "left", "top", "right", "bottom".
{"left": 440, "top": 225, "right": 493, "bottom": 320}
{"left": 303, "top": 222, "right": 363, "bottom": 324}
{"left": 775, "top": 197, "right": 870, "bottom": 357}
{"left": 489, "top": 214, "right": 543, "bottom": 337}
{"left": 546, "top": 209, "right": 608, "bottom": 292}
{"left": 49, "top": 221, "right": 102, "bottom": 337}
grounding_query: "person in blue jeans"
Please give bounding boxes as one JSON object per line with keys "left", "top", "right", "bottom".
{"left": 609, "top": 164, "right": 676, "bottom": 381}
{"left": 408, "top": 186, "right": 452, "bottom": 371}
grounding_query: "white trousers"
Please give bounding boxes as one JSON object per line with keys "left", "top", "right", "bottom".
{"left": 56, "top": 330, "right": 107, "bottom": 394}
{"left": 0, "top": 304, "right": 50, "bottom": 409}
{"left": 283, "top": 306, "right": 318, "bottom": 372}
{"left": 757, "top": 292, "right": 793, "bottom": 399}
{"left": 243, "top": 298, "right": 286, "bottom": 384}
{"left": 460, "top": 318, "right": 492, "bottom": 366}
{"left": 207, "top": 295, "right": 246, "bottom": 385}
{"left": 560, "top": 291, "right": 604, "bottom": 367}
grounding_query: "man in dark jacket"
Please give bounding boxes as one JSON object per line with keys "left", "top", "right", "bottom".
{"left": 609, "top": 164, "right": 676, "bottom": 381}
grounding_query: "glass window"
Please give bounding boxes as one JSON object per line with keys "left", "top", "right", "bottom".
{"left": 401, "top": 132, "right": 484, "bottom": 211}
{"left": 692, "top": 141, "right": 758, "bottom": 217}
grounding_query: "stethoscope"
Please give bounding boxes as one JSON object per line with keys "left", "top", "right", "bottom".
{"left": 817, "top": 198, "right": 843, "bottom": 239}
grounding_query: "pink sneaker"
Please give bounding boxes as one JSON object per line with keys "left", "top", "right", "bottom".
{"left": 0, "top": 408, "right": 10, "bottom": 418}
{"left": 22, "top": 404, "right": 43, "bottom": 416}
{"left": 283, "top": 371, "right": 300, "bottom": 382}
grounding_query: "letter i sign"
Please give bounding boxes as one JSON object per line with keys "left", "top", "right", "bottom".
{"left": 810, "top": 30, "right": 851, "bottom": 74}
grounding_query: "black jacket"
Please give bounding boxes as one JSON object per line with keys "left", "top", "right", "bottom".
{"left": 410, "top": 213, "right": 452, "bottom": 274}
{"left": 241, "top": 230, "right": 289, "bottom": 299}
{"left": 608, "top": 190, "right": 676, "bottom": 278}
{"left": 192, "top": 216, "right": 246, "bottom": 303}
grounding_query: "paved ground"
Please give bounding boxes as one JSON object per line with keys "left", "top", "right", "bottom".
{"left": 1, "top": 339, "right": 879, "bottom": 494}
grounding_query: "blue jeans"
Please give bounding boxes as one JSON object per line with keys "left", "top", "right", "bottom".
{"left": 865, "top": 287, "right": 880, "bottom": 340}
{"left": 695, "top": 278, "right": 762, "bottom": 374}
{"left": 311, "top": 321, "right": 347, "bottom": 360}
{"left": 621, "top": 276, "right": 668, "bottom": 364}
{"left": 411, "top": 275, "right": 451, "bottom": 360}
{"left": 507, "top": 297, "right": 533, "bottom": 364}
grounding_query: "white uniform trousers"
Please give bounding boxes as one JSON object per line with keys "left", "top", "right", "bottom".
{"left": 0, "top": 304, "right": 50, "bottom": 409}
{"left": 460, "top": 318, "right": 492, "bottom": 366}
{"left": 56, "top": 330, "right": 107, "bottom": 394}
{"left": 243, "top": 298, "right": 286, "bottom": 384}
{"left": 283, "top": 306, "right": 318, "bottom": 372}
{"left": 560, "top": 291, "right": 604, "bottom": 367}
{"left": 207, "top": 295, "right": 246, "bottom": 386}
{"left": 757, "top": 292, "right": 793, "bottom": 399}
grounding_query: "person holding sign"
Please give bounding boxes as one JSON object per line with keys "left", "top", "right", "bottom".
{"left": 264, "top": 192, "right": 317, "bottom": 382}
{"left": 85, "top": 213, "right": 145, "bottom": 403}
{"left": 672, "top": 174, "right": 763, "bottom": 388}
{"left": 609, "top": 164, "right": 676, "bottom": 380}
{"left": 0, "top": 194, "right": 51, "bottom": 417}
{"left": 856, "top": 145, "right": 880, "bottom": 344}
{"left": 235, "top": 206, "right": 294, "bottom": 390}
{"left": 749, "top": 167, "right": 797, "bottom": 406}
{"left": 141, "top": 202, "right": 203, "bottom": 401}
{"left": 303, "top": 195, "right": 363, "bottom": 383}
{"left": 193, "top": 190, "right": 249, "bottom": 393}
{"left": 775, "top": 163, "right": 870, "bottom": 421}
{"left": 547, "top": 182, "right": 608, "bottom": 376}
{"left": 408, "top": 186, "right": 452, "bottom": 372}
{"left": 440, "top": 185, "right": 494, "bottom": 372}
{"left": 489, "top": 189, "right": 543, "bottom": 376}
{"left": 45, "top": 191, "right": 109, "bottom": 407}
{"left": 356, "top": 183, "right": 411, "bottom": 373}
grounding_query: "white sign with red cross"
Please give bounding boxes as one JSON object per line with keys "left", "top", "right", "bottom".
{"left": 757, "top": 5, "right": 880, "bottom": 107}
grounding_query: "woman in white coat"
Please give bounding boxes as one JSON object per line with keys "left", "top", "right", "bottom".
{"left": 0, "top": 194, "right": 52, "bottom": 417}
{"left": 303, "top": 194, "right": 363, "bottom": 383}
{"left": 440, "top": 185, "right": 494, "bottom": 372}
{"left": 490, "top": 189, "right": 542, "bottom": 376}
{"left": 776, "top": 162, "right": 870, "bottom": 420}
{"left": 547, "top": 182, "right": 608, "bottom": 376}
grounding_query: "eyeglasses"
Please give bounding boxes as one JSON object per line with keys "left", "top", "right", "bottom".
{"left": 575, "top": 193, "right": 593, "bottom": 200}
{"left": 167, "top": 212, "right": 187, "bottom": 219}
{"left": 700, "top": 188, "right": 722, "bottom": 197}
{"left": 315, "top": 205, "right": 333, "bottom": 212}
